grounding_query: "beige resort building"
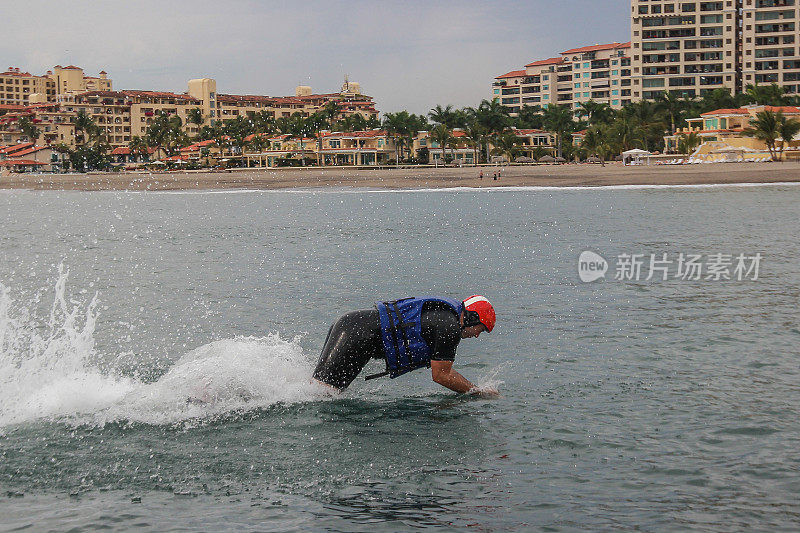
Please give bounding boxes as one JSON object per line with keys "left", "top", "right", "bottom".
{"left": 494, "top": 42, "right": 632, "bottom": 115}
{"left": 0, "top": 68, "right": 378, "bottom": 149}
{"left": 664, "top": 104, "right": 800, "bottom": 153}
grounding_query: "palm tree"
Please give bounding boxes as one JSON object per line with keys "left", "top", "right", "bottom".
{"left": 743, "top": 110, "right": 781, "bottom": 160}
{"left": 777, "top": 113, "right": 800, "bottom": 160}
{"left": 253, "top": 110, "right": 276, "bottom": 134}
{"left": 429, "top": 104, "right": 456, "bottom": 128}
{"left": 128, "top": 135, "right": 150, "bottom": 162}
{"left": 288, "top": 113, "right": 312, "bottom": 166}
{"left": 322, "top": 101, "right": 341, "bottom": 129}
{"left": 492, "top": 132, "right": 522, "bottom": 163}
{"left": 474, "top": 99, "right": 511, "bottom": 161}
{"left": 430, "top": 123, "right": 453, "bottom": 164}
{"left": 745, "top": 83, "right": 786, "bottom": 106}
{"left": 17, "top": 115, "right": 39, "bottom": 143}
{"left": 462, "top": 122, "right": 487, "bottom": 166}
{"left": 655, "top": 92, "right": 686, "bottom": 135}
{"left": 187, "top": 108, "right": 204, "bottom": 129}
{"left": 382, "top": 112, "right": 405, "bottom": 165}
{"left": 515, "top": 105, "right": 544, "bottom": 129}
{"left": 577, "top": 100, "right": 612, "bottom": 126}
{"left": 581, "top": 126, "right": 609, "bottom": 166}
{"left": 305, "top": 112, "right": 328, "bottom": 165}
{"left": 677, "top": 132, "right": 701, "bottom": 155}
{"left": 698, "top": 88, "right": 737, "bottom": 114}
{"left": 542, "top": 104, "right": 575, "bottom": 158}
{"left": 74, "top": 110, "right": 99, "bottom": 146}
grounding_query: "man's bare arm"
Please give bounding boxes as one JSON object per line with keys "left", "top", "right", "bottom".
{"left": 431, "top": 360, "right": 475, "bottom": 394}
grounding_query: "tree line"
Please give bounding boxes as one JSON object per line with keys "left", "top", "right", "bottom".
{"left": 18, "top": 82, "right": 800, "bottom": 171}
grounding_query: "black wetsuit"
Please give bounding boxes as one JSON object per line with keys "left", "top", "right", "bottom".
{"left": 312, "top": 301, "right": 461, "bottom": 389}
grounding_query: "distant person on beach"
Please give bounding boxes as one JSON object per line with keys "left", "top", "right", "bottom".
{"left": 479, "top": 170, "right": 483, "bottom": 180}
{"left": 493, "top": 172, "right": 497, "bottom": 181}
{"left": 312, "top": 296, "right": 498, "bottom": 396}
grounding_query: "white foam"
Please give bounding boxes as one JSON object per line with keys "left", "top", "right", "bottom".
{"left": 97, "top": 335, "right": 323, "bottom": 427}
{"left": 0, "top": 264, "right": 137, "bottom": 428}
{"left": 134, "top": 181, "right": 800, "bottom": 195}
{"left": 0, "top": 267, "right": 328, "bottom": 430}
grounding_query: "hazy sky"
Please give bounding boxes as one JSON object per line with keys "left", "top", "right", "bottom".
{"left": 4, "top": 0, "right": 629, "bottom": 114}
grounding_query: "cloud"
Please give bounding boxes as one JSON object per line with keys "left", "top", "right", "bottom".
{"left": 2, "top": 0, "right": 629, "bottom": 114}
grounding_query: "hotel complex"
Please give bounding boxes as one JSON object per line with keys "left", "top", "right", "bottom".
{"left": 0, "top": 65, "right": 378, "bottom": 149}
{"left": 495, "top": 1, "right": 800, "bottom": 114}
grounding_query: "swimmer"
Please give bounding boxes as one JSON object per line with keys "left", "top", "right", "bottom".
{"left": 311, "top": 296, "right": 498, "bottom": 397}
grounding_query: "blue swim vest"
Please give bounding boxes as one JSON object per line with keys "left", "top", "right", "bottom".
{"left": 374, "top": 297, "right": 463, "bottom": 379}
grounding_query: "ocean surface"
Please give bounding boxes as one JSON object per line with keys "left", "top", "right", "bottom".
{"left": 1, "top": 184, "right": 799, "bottom": 531}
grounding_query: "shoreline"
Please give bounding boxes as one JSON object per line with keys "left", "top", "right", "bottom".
{"left": 1, "top": 161, "right": 800, "bottom": 191}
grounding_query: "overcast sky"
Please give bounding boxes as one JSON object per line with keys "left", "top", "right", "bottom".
{"left": 4, "top": 0, "right": 629, "bottom": 114}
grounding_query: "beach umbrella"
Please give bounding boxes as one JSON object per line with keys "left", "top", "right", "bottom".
{"left": 586, "top": 156, "right": 602, "bottom": 163}
{"left": 514, "top": 156, "right": 533, "bottom": 163}
{"left": 554, "top": 156, "right": 566, "bottom": 163}
{"left": 538, "top": 155, "right": 555, "bottom": 163}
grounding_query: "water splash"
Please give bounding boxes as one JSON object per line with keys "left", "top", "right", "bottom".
{"left": 98, "top": 335, "right": 323, "bottom": 427}
{"left": 0, "top": 267, "right": 328, "bottom": 430}
{"left": 0, "top": 264, "right": 136, "bottom": 428}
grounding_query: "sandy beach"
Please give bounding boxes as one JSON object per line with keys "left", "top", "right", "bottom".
{"left": 1, "top": 162, "right": 799, "bottom": 191}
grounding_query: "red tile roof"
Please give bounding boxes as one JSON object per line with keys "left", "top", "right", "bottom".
{"left": 180, "top": 139, "right": 220, "bottom": 152}
{"left": 11, "top": 146, "right": 48, "bottom": 157}
{"left": 496, "top": 69, "right": 527, "bottom": 79}
{"left": 322, "top": 130, "right": 387, "bottom": 138}
{"left": 0, "top": 70, "right": 35, "bottom": 77}
{"left": 0, "top": 142, "right": 35, "bottom": 155}
{"left": 217, "top": 94, "right": 278, "bottom": 104}
{"left": 514, "top": 129, "right": 549, "bottom": 135}
{"left": 121, "top": 90, "right": 199, "bottom": 102}
{"left": 76, "top": 90, "right": 129, "bottom": 99}
{"left": 700, "top": 108, "right": 750, "bottom": 116}
{"left": 561, "top": 42, "right": 631, "bottom": 54}
{"left": 524, "top": 57, "right": 564, "bottom": 68}
{"left": 762, "top": 106, "right": 800, "bottom": 114}
{"left": 0, "top": 159, "right": 42, "bottom": 166}
{"left": 111, "top": 147, "right": 157, "bottom": 155}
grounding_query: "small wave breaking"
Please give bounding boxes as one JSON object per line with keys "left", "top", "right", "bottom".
{"left": 0, "top": 266, "right": 327, "bottom": 430}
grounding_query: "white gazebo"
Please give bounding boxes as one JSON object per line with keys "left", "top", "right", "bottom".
{"left": 621, "top": 148, "right": 652, "bottom": 166}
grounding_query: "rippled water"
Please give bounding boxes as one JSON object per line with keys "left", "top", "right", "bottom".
{"left": 1, "top": 185, "right": 799, "bottom": 531}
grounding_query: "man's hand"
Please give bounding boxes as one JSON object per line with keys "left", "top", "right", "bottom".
{"left": 468, "top": 386, "right": 500, "bottom": 398}
{"left": 431, "top": 360, "right": 476, "bottom": 394}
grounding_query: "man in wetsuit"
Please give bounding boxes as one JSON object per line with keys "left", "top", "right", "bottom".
{"left": 312, "top": 295, "right": 498, "bottom": 396}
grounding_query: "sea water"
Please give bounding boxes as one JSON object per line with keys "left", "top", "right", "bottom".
{"left": 0, "top": 185, "right": 799, "bottom": 531}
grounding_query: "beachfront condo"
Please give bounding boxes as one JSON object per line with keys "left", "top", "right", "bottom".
{"left": 741, "top": 0, "right": 800, "bottom": 93}
{"left": 494, "top": 42, "right": 632, "bottom": 116}
{"left": 631, "top": 0, "right": 740, "bottom": 99}
{"left": 495, "top": 1, "right": 800, "bottom": 113}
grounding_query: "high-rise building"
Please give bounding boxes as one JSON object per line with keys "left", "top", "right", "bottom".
{"left": 494, "top": 1, "right": 800, "bottom": 113}
{"left": 493, "top": 43, "right": 631, "bottom": 115}
{"left": 741, "top": 0, "right": 800, "bottom": 93}
{"left": 631, "top": 1, "right": 741, "bottom": 100}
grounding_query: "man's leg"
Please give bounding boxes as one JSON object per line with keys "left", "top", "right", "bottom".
{"left": 312, "top": 310, "right": 382, "bottom": 390}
